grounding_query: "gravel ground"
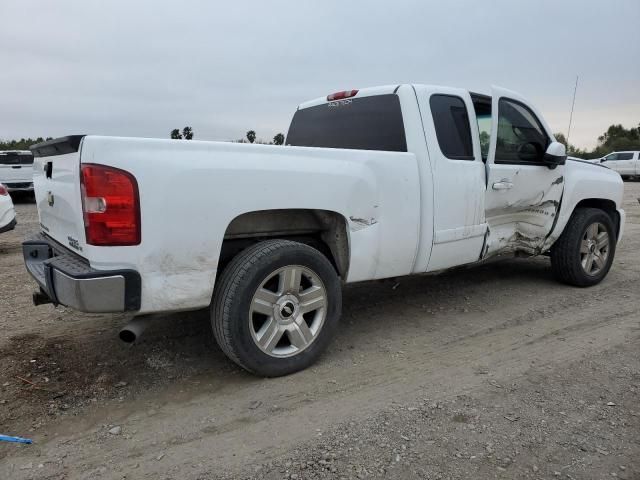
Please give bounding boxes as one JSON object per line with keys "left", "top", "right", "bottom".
{"left": 0, "top": 183, "right": 639, "bottom": 480}
{"left": 222, "top": 345, "right": 639, "bottom": 480}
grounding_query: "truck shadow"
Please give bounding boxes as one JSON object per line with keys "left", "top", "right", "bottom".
{"left": 9, "top": 191, "right": 36, "bottom": 204}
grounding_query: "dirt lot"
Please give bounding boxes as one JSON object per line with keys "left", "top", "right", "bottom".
{"left": 1, "top": 184, "right": 639, "bottom": 480}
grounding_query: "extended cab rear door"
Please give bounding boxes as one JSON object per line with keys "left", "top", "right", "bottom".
{"left": 414, "top": 85, "right": 487, "bottom": 271}
{"left": 483, "top": 87, "right": 565, "bottom": 257}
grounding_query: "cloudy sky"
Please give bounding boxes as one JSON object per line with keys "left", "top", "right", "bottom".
{"left": 1, "top": 0, "right": 639, "bottom": 149}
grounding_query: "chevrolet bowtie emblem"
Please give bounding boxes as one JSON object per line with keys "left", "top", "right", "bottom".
{"left": 47, "top": 191, "right": 54, "bottom": 207}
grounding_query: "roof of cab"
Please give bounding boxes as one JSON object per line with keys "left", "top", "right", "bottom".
{"left": 296, "top": 84, "right": 493, "bottom": 111}
{"left": 297, "top": 84, "right": 400, "bottom": 110}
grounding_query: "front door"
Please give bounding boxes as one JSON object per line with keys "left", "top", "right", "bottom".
{"left": 484, "top": 87, "right": 565, "bottom": 257}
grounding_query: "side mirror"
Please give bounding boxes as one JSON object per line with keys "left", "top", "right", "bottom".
{"left": 544, "top": 142, "right": 567, "bottom": 169}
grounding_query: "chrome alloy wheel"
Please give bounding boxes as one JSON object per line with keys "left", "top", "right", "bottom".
{"left": 580, "top": 222, "right": 610, "bottom": 276}
{"left": 249, "top": 265, "right": 327, "bottom": 358}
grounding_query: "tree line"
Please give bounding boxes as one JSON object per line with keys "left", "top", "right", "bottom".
{"left": 169, "top": 127, "right": 285, "bottom": 145}
{"left": 0, "top": 137, "right": 52, "bottom": 150}
{"left": 554, "top": 123, "right": 640, "bottom": 159}
{"left": 0, "top": 130, "right": 286, "bottom": 150}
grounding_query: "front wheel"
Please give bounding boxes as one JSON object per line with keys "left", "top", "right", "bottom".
{"left": 550, "top": 208, "right": 617, "bottom": 287}
{"left": 211, "top": 239, "right": 342, "bottom": 377}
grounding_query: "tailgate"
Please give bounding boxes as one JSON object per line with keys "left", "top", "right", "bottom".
{"left": 30, "top": 136, "right": 87, "bottom": 255}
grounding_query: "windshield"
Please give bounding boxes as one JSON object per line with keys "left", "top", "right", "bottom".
{"left": 286, "top": 94, "right": 407, "bottom": 152}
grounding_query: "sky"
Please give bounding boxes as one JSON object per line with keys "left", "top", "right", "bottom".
{"left": 1, "top": 0, "right": 639, "bottom": 150}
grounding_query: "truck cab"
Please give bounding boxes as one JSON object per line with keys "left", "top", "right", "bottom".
{"left": 288, "top": 85, "right": 604, "bottom": 270}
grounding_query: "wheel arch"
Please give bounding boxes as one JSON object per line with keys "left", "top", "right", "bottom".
{"left": 573, "top": 198, "right": 620, "bottom": 238}
{"left": 218, "top": 209, "right": 351, "bottom": 280}
{"left": 544, "top": 196, "right": 621, "bottom": 252}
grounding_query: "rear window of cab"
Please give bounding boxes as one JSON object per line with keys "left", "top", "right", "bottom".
{"left": 0, "top": 152, "right": 34, "bottom": 165}
{"left": 286, "top": 94, "right": 407, "bottom": 152}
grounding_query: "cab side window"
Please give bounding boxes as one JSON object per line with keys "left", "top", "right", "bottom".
{"left": 618, "top": 152, "right": 634, "bottom": 160}
{"left": 430, "top": 95, "right": 474, "bottom": 160}
{"left": 495, "top": 98, "right": 550, "bottom": 165}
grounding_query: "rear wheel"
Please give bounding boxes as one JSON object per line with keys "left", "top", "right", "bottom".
{"left": 211, "top": 239, "right": 341, "bottom": 377}
{"left": 550, "top": 208, "right": 616, "bottom": 287}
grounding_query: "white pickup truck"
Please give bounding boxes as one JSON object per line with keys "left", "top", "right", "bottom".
{"left": 599, "top": 151, "right": 640, "bottom": 179}
{"left": 24, "top": 84, "right": 625, "bottom": 376}
{"left": 0, "top": 150, "right": 35, "bottom": 192}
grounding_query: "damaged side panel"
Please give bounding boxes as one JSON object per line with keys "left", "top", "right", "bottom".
{"left": 348, "top": 216, "right": 378, "bottom": 231}
{"left": 483, "top": 172, "right": 564, "bottom": 258}
{"left": 483, "top": 86, "right": 569, "bottom": 260}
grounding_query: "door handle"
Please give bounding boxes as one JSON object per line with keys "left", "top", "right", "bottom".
{"left": 492, "top": 181, "right": 513, "bottom": 190}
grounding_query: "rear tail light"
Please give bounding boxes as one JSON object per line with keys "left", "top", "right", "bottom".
{"left": 327, "top": 89, "right": 359, "bottom": 101}
{"left": 0, "top": 184, "right": 7, "bottom": 196}
{"left": 81, "top": 164, "right": 141, "bottom": 246}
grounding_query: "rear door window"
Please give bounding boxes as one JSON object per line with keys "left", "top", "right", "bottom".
{"left": 286, "top": 94, "right": 407, "bottom": 152}
{"left": 617, "top": 152, "right": 634, "bottom": 160}
{"left": 429, "top": 94, "right": 474, "bottom": 160}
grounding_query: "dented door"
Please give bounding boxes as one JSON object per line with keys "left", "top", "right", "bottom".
{"left": 483, "top": 87, "right": 565, "bottom": 257}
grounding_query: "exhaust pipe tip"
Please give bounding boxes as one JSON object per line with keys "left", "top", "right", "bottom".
{"left": 119, "top": 329, "right": 137, "bottom": 343}
{"left": 119, "top": 315, "right": 154, "bottom": 344}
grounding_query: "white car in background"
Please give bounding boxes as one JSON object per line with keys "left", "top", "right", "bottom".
{"left": 599, "top": 151, "right": 640, "bottom": 180}
{"left": 0, "top": 150, "right": 35, "bottom": 192}
{"left": 0, "top": 183, "right": 17, "bottom": 234}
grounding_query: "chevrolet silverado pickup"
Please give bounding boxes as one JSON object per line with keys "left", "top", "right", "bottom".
{"left": 24, "top": 84, "right": 625, "bottom": 376}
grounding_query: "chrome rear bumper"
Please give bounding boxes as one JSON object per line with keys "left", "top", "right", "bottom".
{"left": 23, "top": 233, "right": 141, "bottom": 313}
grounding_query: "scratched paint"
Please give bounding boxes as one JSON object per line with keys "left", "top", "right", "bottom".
{"left": 349, "top": 216, "right": 378, "bottom": 232}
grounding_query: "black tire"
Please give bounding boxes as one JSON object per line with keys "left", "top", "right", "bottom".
{"left": 550, "top": 208, "right": 617, "bottom": 287}
{"left": 211, "top": 239, "right": 342, "bottom": 377}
